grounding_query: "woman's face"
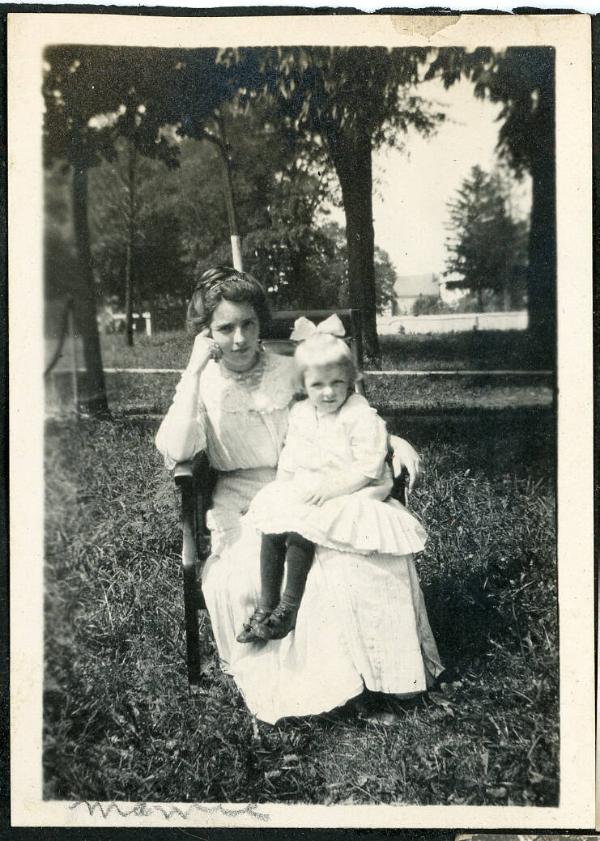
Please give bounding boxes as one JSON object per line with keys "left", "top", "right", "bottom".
{"left": 209, "top": 299, "right": 261, "bottom": 372}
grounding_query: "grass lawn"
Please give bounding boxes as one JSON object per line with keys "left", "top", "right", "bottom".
{"left": 377, "top": 330, "right": 552, "bottom": 372}
{"left": 48, "top": 369, "right": 553, "bottom": 418}
{"left": 44, "top": 411, "right": 558, "bottom": 805}
{"left": 50, "top": 373, "right": 553, "bottom": 418}
{"left": 48, "top": 329, "right": 552, "bottom": 373}
{"left": 46, "top": 327, "right": 553, "bottom": 421}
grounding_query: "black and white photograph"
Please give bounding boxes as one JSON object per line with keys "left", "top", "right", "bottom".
{"left": 7, "top": 9, "right": 594, "bottom": 829}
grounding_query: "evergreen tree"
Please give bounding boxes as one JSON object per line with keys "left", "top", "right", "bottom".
{"left": 426, "top": 47, "right": 555, "bottom": 358}
{"left": 444, "top": 165, "right": 529, "bottom": 311}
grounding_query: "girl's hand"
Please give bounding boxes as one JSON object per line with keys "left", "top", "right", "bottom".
{"left": 298, "top": 479, "right": 338, "bottom": 507}
{"left": 300, "top": 487, "right": 332, "bottom": 507}
{"left": 186, "top": 329, "right": 222, "bottom": 375}
{"left": 297, "top": 469, "right": 371, "bottom": 506}
{"left": 276, "top": 467, "right": 294, "bottom": 483}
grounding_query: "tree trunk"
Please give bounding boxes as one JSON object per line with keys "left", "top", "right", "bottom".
{"left": 124, "top": 245, "right": 134, "bottom": 347}
{"left": 125, "top": 142, "right": 137, "bottom": 347}
{"left": 528, "top": 147, "right": 556, "bottom": 365}
{"left": 503, "top": 273, "right": 512, "bottom": 312}
{"left": 292, "top": 245, "right": 311, "bottom": 308}
{"left": 72, "top": 165, "right": 110, "bottom": 417}
{"left": 330, "top": 130, "right": 380, "bottom": 366}
{"left": 527, "top": 67, "right": 556, "bottom": 366}
{"left": 216, "top": 111, "right": 243, "bottom": 271}
{"left": 477, "top": 284, "right": 484, "bottom": 312}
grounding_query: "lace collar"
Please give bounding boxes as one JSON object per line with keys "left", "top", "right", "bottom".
{"left": 217, "top": 349, "right": 266, "bottom": 389}
{"left": 202, "top": 351, "right": 295, "bottom": 415}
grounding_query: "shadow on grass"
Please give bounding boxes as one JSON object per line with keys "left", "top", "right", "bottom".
{"left": 402, "top": 409, "right": 556, "bottom": 680}
{"left": 386, "top": 406, "right": 555, "bottom": 480}
{"left": 43, "top": 412, "right": 558, "bottom": 805}
{"left": 377, "top": 329, "right": 554, "bottom": 371}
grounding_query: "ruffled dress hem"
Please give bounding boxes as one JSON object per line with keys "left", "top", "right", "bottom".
{"left": 247, "top": 482, "right": 427, "bottom": 557}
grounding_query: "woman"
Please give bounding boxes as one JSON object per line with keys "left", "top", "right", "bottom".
{"left": 156, "top": 267, "right": 443, "bottom": 724}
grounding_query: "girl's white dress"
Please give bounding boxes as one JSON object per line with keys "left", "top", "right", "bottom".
{"left": 156, "top": 351, "right": 443, "bottom": 724}
{"left": 248, "top": 394, "right": 427, "bottom": 557}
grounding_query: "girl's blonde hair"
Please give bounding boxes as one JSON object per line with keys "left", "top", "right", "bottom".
{"left": 293, "top": 332, "right": 362, "bottom": 393}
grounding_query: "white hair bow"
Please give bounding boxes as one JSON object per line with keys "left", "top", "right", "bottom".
{"left": 290, "top": 313, "right": 346, "bottom": 342}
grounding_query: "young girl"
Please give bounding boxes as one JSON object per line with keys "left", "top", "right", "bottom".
{"left": 236, "top": 314, "right": 428, "bottom": 644}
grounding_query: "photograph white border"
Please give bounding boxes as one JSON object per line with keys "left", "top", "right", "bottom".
{"left": 8, "top": 9, "right": 594, "bottom": 828}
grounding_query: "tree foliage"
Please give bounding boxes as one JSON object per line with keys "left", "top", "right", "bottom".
{"left": 45, "top": 92, "right": 399, "bottom": 324}
{"left": 89, "top": 146, "right": 187, "bottom": 309}
{"left": 426, "top": 47, "right": 555, "bottom": 357}
{"left": 426, "top": 47, "right": 553, "bottom": 176}
{"left": 44, "top": 45, "right": 447, "bottom": 381}
{"left": 42, "top": 46, "right": 233, "bottom": 170}
{"left": 220, "top": 46, "right": 445, "bottom": 362}
{"left": 44, "top": 46, "right": 184, "bottom": 411}
{"left": 412, "top": 294, "right": 451, "bottom": 317}
{"left": 444, "top": 165, "right": 529, "bottom": 310}
{"left": 232, "top": 47, "right": 441, "bottom": 151}
{"left": 43, "top": 45, "right": 234, "bottom": 408}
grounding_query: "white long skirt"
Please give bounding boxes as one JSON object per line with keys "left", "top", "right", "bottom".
{"left": 201, "top": 470, "right": 443, "bottom": 725}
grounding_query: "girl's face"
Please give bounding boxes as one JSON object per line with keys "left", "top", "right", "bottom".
{"left": 210, "top": 299, "right": 260, "bottom": 372}
{"left": 304, "top": 364, "right": 351, "bottom": 414}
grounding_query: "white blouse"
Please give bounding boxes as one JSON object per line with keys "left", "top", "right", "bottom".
{"left": 155, "top": 351, "right": 296, "bottom": 472}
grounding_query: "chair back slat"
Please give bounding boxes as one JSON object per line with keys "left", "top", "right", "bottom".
{"left": 263, "top": 309, "right": 364, "bottom": 378}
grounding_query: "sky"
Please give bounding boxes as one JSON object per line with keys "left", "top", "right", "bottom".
{"left": 327, "top": 76, "right": 532, "bottom": 278}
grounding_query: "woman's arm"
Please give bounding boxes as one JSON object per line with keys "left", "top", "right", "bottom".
{"left": 155, "top": 371, "right": 204, "bottom": 465}
{"left": 155, "top": 332, "right": 217, "bottom": 467}
{"left": 274, "top": 402, "right": 304, "bottom": 479}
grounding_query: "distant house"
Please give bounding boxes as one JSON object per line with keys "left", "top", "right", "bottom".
{"left": 388, "top": 273, "right": 440, "bottom": 315}
{"left": 438, "top": 272, "right": 469, "bottom": 307}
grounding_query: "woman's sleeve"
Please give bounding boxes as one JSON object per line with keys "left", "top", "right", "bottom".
{"left": 155, "top": 370, "right": 207, "bottom": 470}
{"left": 388, "top": 434, "right": 421, "bottom": 490}
{"left": 348, "top": 405, "right": 389, "bottom": 479}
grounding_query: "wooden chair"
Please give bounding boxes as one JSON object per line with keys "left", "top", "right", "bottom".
{"left": 172, "top": 308, "right": 407, "bottom": 686}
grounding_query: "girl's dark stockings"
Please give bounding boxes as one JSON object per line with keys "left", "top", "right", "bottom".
{"left": 259, "top": 531, "right": 315, "bottom": 612}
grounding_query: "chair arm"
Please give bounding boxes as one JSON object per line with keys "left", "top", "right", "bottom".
{"left": 176, "top": 462, "right": 199, "bottom": 572}
{"left": 173, "top": 461, "right": 194, "bottom": 484}
{"left": 172, "top": 455, "right": 210, "bottom": 685}
{"left": 172, "top": 451, "right": 214, "bottom": 563}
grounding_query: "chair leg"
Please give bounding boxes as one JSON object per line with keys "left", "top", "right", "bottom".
{"left": 178, "top": 474, "right": 203, "bottom": 686}
{"left": 183, "top": 563, "right": 202, "bottom": 685}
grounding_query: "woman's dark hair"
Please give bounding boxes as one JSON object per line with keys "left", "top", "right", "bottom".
{"left": 186, "top": 266, "right": 271, "bottom": 336}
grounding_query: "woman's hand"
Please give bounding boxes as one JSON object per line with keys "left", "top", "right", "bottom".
{"left": 389, "top": 435, "right": 421, "bottom": 492}
{"left": 186, "top": 329, "right": 222, "bottom": 375}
